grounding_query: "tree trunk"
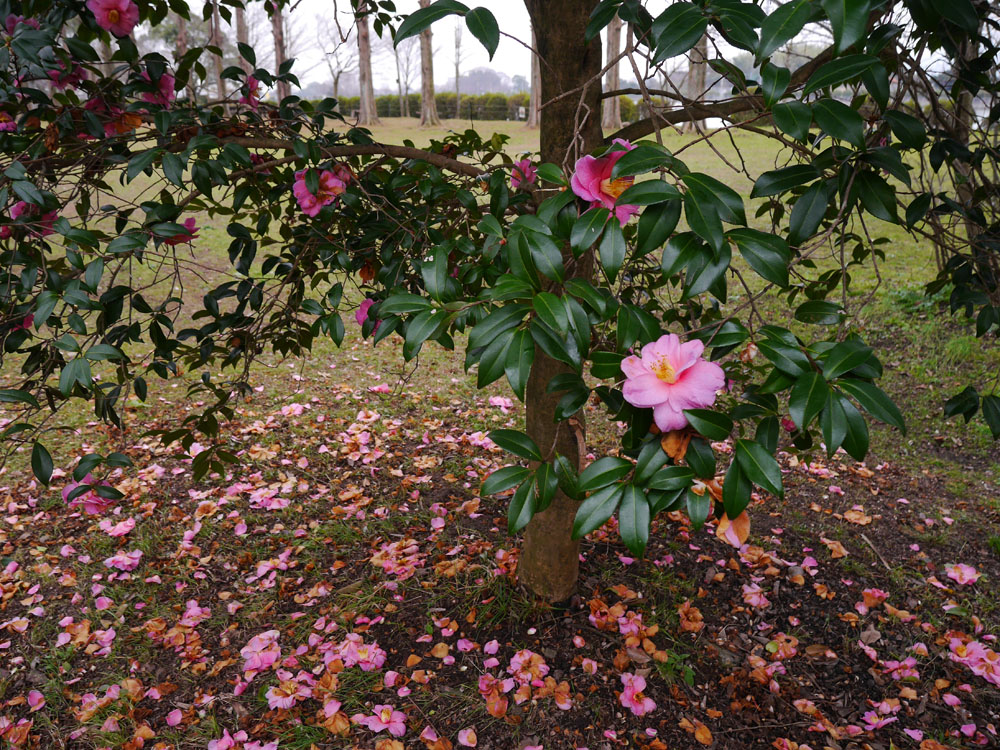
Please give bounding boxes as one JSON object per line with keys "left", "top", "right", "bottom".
{"left": 683, "top": 34, "right": 708, "bottom": 132}
{"left": 601, "top": 14, "right": 622, "bottom": 130}
{"left": 418, "top": 0, "right": 440, "bottom": 126}
{"left": 357, "top": 0, "right": 381, "bottom": 125}
{"left": 454, "top": 23, "right": 461, "bottom": 119}
{"left": 236, "top": 7, "right": 252, "bottom": 76}
{"left": 517, "top": 0, "right": 604, "bottom": 602}
{"left": 209, "top": 2, "right": 226, "bottom": 102}
{"left": 175, "top": 14, "right": 196, "bottom": 101}
{"left": 526, "top": 27, "right": 540, "bottom": 128}
{"left": 271, "top": 3, "right": 291, "bottom": 101}
{"left": 395, "top": 48, "right": 405, "bottom": 117}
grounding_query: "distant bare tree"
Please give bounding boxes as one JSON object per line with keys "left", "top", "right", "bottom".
{"left": 453, "top": 21, "right": 470, "bottom": 117}
{"left": 268, "top": 1, "right": 291, "bottom": 101}
{"left": 356, "top": 0, "right": 380, "bottom": 124}
{"left": 208, "top": 1, "right": 226, "bottom": 100}
{"left": 526, "top": 27, "right": 540, "bottom": 128}
{"left": 236, "top": 5, "right": 251, "bottom": 76}
{"left": 318, "top": 19, "right": 358, "bottom": 107}
{"left": 683, "top": 33, "right": 708, "bottom": 132}
{"left": 601, "top": 14, "right": 622, "bottom": 130}
{"left": 418, "top": 0, "right": 440, "bottom": 126}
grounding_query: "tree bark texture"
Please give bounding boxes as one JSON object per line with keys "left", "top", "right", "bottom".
{"left": 601, "top": 14, "right": 622, "bottom": 131}
{"left": 357, "top": 0, "right": 381, "bottom": 125}
{"left": 236, "top": 7, "right": 251, "bottom": 76}
{"left": 683, "top": 34, "right": 708, "bottom": 132}
{"left": 526, "top": 27, "right": 540, "bottom": 128}
{"left": 270, "top": 4, "right": 291, "bottom": 101}
{"left": 419, "top": 0, "right": 441, "bottom": 126}
{"left": 517, "top": 0, "right": 604, "bottom": 602}
{"left": 209, "top": 2, "right": 226, "bottom": 102}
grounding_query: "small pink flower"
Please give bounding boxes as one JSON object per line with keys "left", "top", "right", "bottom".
{"left": 293, "top": 169, "right": 346, "bottom": 217}
{"left": 619, "top": 672, "right": 655, "bottom": 716}
{"left": 5, "top": 201, "right": 58, "bottom": 238}
{"left": 86, "top": 0, "right": 139, "bottom": 36}
{"left": 621, "top": 333, "right": 726, "bottom": 432}
{"left": 510, "top": 159, "right": 536, "bottom": 189}
{"left": 64, "top": 474, "right": 115, "bottom": 514}
{"left": 0, "top": 112, "right": 15, "bottom": 132}
{"left": 161, "top": 217, "right": 198, "bottom": 246}
{"left": 240, "top": 75, "right": 262, "bottom": 109}
{"left": 47, "top": 62, "right": 87, "bottom": 90}
{"left": 351, "top": 704, "right": 407, "bottom": 737}
{"left": 945, "top": 563, "right": 981, "bottom": 586}
{"left": 208, "top": 729, "right": 248, "bottom": 750}
{"left": 570, "top": 139, "right": 638, "bottom": 225}
{"left": 355, "top": 298, "right": 381, "bottom": 333}
{"left": 5, "top": 15, "right": 41, "bottom": 34}
{"left": 240, "top": 630, "right": 281, "bottom": 677}
{"left": 140, "top": 70, "right": 175, "bottom": 107}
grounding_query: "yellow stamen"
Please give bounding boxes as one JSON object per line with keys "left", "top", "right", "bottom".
{"left": 600, "top": 176, "right": 634, "bottom": 200}
{"left": 650, "top": 356, "right": 676, "bottom": 383}
{"left": 107, "top": 9, "right": 120, "bottom": 23}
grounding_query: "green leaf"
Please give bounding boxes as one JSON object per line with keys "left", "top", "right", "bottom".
{"left": 931, "top": 0, "right": 978, "bottom": 31}
{"left": 611, "top": 144, "right": 674, "bottom": 178}
{"left": 599, "top": 220, "right": 626, "bottom": 283}
{"left": 477, "top": 329, "right": 514, "bottom": 388}
{"left": 585, "top": 0, "right": 623, "bottom": 42}
{"left": 570, "top": 207, "right": 610, "bottom": 251}
{"left": 788, "top": 181, "right": 833, "bottom": 245}
{"left": 821, "top": 0, "right": 870, "bottom": 52}
{"left": 662, "top": 233, "right": 702, "bottom": 277}
{"left": 380, "top": 292, "right": 433, "bottom": 315}
{"left": 507, "top": 479, "right": 537, "bottom": 534}
{"left": 534, "top": 462, "right": 559, "bottom": 512}
{"left": 403, "top": 309, "right": 446, "bottom": 359}
{"left": 634, "top": 440, "right": 668, "bottom": 484}
{"left": 838, "top": 392, "right": 869, "bottom": 459}
{"left": 773, "top": 101, "right": 813, "bottom": 141}
{"left": 683, "top": 409, "right": 734, "bottom": 440}
{"left": 981, "top": 395, "right": 1000, "bottom": 439}
{"left": 794, "top": 300, "right": 845, "bottom": 325}
{"left": 636, "top": 200, "right": 681, "bottom": 255}
{"left": 161, "top": 151, "right": 185, "bottom": 187}
{"left": 31, "top": 442, "right": 53, "bottom": 486}
{"left": 803, "top": 54, "right": 877, "bottom": 94}
{"left": 760, "top": 62, "right": 790, "bottom": 107}
{"left": 684, "top": 192, "right": 724, "bottom": 253}
{"left": 728, "top": 228, "right": 790, "bottom": 287}
{"left": 722, "top": 458, "right": 752, "bottom": 518}
{"left": 489, "top": 429, "right": 544, "bottom": 461}
{"left": 789, "top": 371, "right": 829, "bottom": 430}
{"left": 616, "top": 180, "right": 681, "bottom": 206}
{"left": 854, "top": 171, "right": 897, "bottom": 222}
{"left": 883, "top": 110, "right": 927, "bottom": 149}
{"left": 468, "top": 304, "right": 529, "bottom": 349}
{"left": 482, "top": 466, "right": 532, "bottom": 495}
{"left": 682, "top": 173, "right": 746, "bottom": 225}
{"left": 822, "top": 338, "right": 873, "bottom": 379}
{"left": 686, "top": 489, "right": 711, "bottom": 531}
{"left": 465, "top": 7, "right": 499, "bottom": 59}
{"left": 685, "top": 437, "right": 716, "bottom": 478}
{"left": 751, "top": 165, "right": 820, "bottom": 198}
{"left": 395, "top": 0, "right": 469, "bottom": 46}
{"left": 651, "top": 2, "right": 708, "bottom": 63}
{"left": 572, "top": 484, "right": 623, "bottom": 538}
{"left": 905, "top": 193, "right": 932, "bottom": 228}
{"left": 813, "top": 98, "right": 865, "bottom": 147}
{"left": 648, "top": 465, "right": 695, "bottom": 491}
{"left": 0, "top": 389, "right": 39, "bottom": 408}
{"left": 579, "top": 456, "right": 633, "bottom": 492}
{"left": 619, "top": 485, "right": 650, "bottom": 556}
{"left": 533, "top": 292, "right": 568, "bottom": 334}
{"left": 535, "top": 163, "right": 567, "bottom": 186}
{"left": 126, "top": 148, "right": 162, "bottom": 182}
{"left": 820, "top": 391, "right": 849, "bottom": 455}
{"left": 505, "top": 328, "right": 534, "bottom": 401}
{"left": 523, "top": 230, "right": 565, "bottom": 283}
{"left": 59, "top": 358, "right": 93, "bottom": 395}
{"left": 757, "top": 0, "right": 810, "bottom": 62}
{"left": 837, "top": 379, "right": 905, "bottom": 431}
{"left": 735, "top": 439, "right": 783, "bottom": 497}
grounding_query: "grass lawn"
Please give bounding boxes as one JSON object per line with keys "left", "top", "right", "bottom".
{"left": 0, "top": 120, "right": 998, "bottom": 749}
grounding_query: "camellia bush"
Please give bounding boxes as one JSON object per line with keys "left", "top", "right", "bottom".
{"left": 0, "top": 0, "right": 997, "bottom": 603}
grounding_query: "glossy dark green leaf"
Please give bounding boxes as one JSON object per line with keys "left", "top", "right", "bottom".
{"left": 760, "top": 62, "right": 791, "bottom": 107}
{"left": 683, "top": 409, "right": 734, "bottom": 440}
{"left": 794, "top": 300, "right": 845, "bottom": 325}
{"left": 611, "top": 145, "right": 674, "bottom": 178}
{"left": 751, "top": 165, "right": 820, "bottom": 198}
{"left": 838, "top": 379, "right": 905, "bottom": 431}
{"left": 684, "top": 192, "right": 724, "bottom": 253}
{"left": 648, "top": 465, "right": 695, "bottom": 491}
{"left": 822, "top": 338, "right": 873, "bottom": 379}
{"left": 820, "top": 391, "right": 848, "bottom": 455}
{"left": 981, "top": 395, "right": 1000, "bottom": 439}
{"left": 803, "top": 54, "right": 877, "bottom": 95}
{"left": 482, "top": 465, "right": 532, "bottom": 495}
{"left": 735, "top": 438, "right": 783, "bottom": 497}
{"left": 505, "top": 328, "right": 534, "bottom": 402}
{"left": 682, "top": 173, "right": 746, "bottom": 225}
{"left": 31, "top": 442, "right": 53, "bottom": 485}
{"left": 396, "top": 0, "right": 469, "bottom": 45}
{"left": 789, "top": 371, "right": 829, "bottom": 430}
{"left": 465, "top": 7, "right": 500, "bottom": 58}
{"left": 838, "top": 392, "right": 869, "bottom": 459}
{"left": 636, "top": 199, "right": 682, "bottom": 255}
{"left": 821, "top": 0, "right": 870, "bottom": 52}
{"left": 686, "top": 489, "right": 711, "bottom": 531}
{"left": 619, "top": 485, "right": 651, "bottom": 556}
{"left": 722, "top": 457, "right": 752, "bottom": 518}
{"left": 651, "top": 2, "right": 708, "bottom": 63}
{"left": 773, "top": 101, "right": 813, "bottom": 141}
{"left": 507, "top": 479, "right": 537, "bottom": 534}
{"left": 813, "top": 98, "right": 865, "bottom": 147}
{"left": 788, "top": 181, "right": 833, "bottom": 245}
{"left": 854, "top": 171, "right": 897, "bottom": 222}
{"left": 0, "top": 389, "right": 39, "bottom": 408}
{"left": 570, "top": 207, "right": 611, "bottom": 251}
{"left": 617, "top": 180, "right": 682, "bottom": 205}
{"left": 757, "top": 0, "right": 810, "bottom": 62}
{"left": 579, "top": 456, "right": 633, "bottom": 492}
{"left": 599, "top": 219, "right": 627, "bottom": 283}
{"left": 685, "top": 437, "right": 716, "bottom": 478}
{"left": 572, "top": 484, "right": 623, "bottom": 538}
{"left": 728, "top": 227, "right": 790, "bottom": 287}
{"left": 489, "top": 429, "right": 544, "bottom": 461}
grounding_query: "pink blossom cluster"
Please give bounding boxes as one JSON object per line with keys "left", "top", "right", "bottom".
{"left": 86, "top": 0, "right": 139, "bottom": 36}
{"left": 351, "top": 704, "right": 407, "bottom": 737}
{"left": 950, "top": 637, "right": 1000, "bottom": 686}
{"left": 63, "top": 474, "right": 115, "bottom": 514}
{"left": 140, "top": 70, "right": 176, "bottom": 107}
{"left": 333, "top": 633, "right": 386, "bottom": 671}
{"left": 2, "top": 201, "right": 58, "bottom": 239}
{"left": 293, "top": 165, "right": 350, "bottom": 217}
{"left": 370, "top": 539, "right": 424, "bottom": 580}
{"left": 241, "top": 629, "right": 281, "bottom": 679}
{"left": 265, "top": 669, "right": 314, "bottom": 710}
{"left": 103, "top": 549, "right": 142, "bottom": 571}
{"left": 507, "top": 648, "right": 549, "bottom": 686}
{"left": 619, "top": 672, "right": 655, "bottom": 716}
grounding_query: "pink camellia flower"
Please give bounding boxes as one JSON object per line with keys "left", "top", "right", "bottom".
{"left": 293, "top": 169, "right": 346, "bottom": 217}
{"left": 619, "top": 672, "right": 655, "bottom": 716}
{"left": 161, "top": 217, "right": 198, "bottom": 246}
{"left": 4, "top": 201, "right": 58, "bottom": 238}
{"left": 103, "top": 549, "right": 142, "bottom": 571}
{"left": 16, "top": 314, "right": 34, "bottom": 330}
{"left": 570, "top": 138, "right": 638, "bottom": 226}
{"left": 240, "top": 75, "right": 262, "bottom": 109}
{"left": 0, "top": 112, "right": 15, "bottom": 132}
{"left": 208, "top": 729, "right": 248, "bottom": 750}
{"left": 510, "top": 159, "right": 537, "bottom": 189}
{"left": 47, "top": 62, "right": 88, "bottom": 90}
{"left": 621, "top": 333, "right": 726, "bottom": 432}
{"left": 351, "top": 704, "right": 407, "bottom": 737}
{"left": 86, "top": 0, "right": 139, "bottom": 36}
{"left": 4, "top": 15, "right": 41, "bottom": 34}
{"left": 241, "top": 630, "right": 281, "bottom": 678}
{"left": 63, "top": 474, "right": 115, "bottom": 515}
{"left": 140, "top": 70, "right": 175, "bottom": 107}
{"left": 945, "top": 563, "right": 981, "bottom": 586}
{"left": 355, "top": 298, "right": 381, "bottom": 333}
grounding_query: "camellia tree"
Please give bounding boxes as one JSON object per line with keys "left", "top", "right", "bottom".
{"left": 1, "top": 0, "right": 997, "bottom": 604}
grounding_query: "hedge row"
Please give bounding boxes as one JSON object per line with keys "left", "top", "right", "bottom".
{"left": 332, "top": 93, "right": 638, "bottom": 121}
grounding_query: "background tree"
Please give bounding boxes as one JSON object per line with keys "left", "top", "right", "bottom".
{"left": 269, "top": 0, "right": 291, "bottom": 101}
{"left": 418, "top": 0, "right": 441, "bottom": 126}
{"left": 526, "top": 27, "right": 540, "bottom": 128}
{"left": 356, "top": 0, "right": 380, "bottom": 124}
{"left": 601, "top": 13, "right": 622, "bottom": 130}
